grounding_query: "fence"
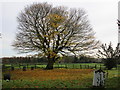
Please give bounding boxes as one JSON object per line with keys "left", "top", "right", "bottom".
{"left": 2, "top": 63, "right": 119, "bottom": 71}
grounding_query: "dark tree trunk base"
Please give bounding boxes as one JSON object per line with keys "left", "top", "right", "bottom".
{"left": 44, "top": 68, "right": 53, "bottom": 70}
{"left": 45, "top": 60, "right": 54, "bottom": 70}
{"left": 45, "top": 65, "right": 54, "bottom": 70}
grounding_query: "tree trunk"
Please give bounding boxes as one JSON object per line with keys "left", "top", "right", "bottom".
{"left": 45, "top": 59, "right": 55, "bottom": 70}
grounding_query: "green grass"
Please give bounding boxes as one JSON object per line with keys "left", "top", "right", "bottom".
{"left": 2, "top": 68, "right": 120, "bottom": 88}
{"left": 2, "top": 63, "right": 120, "bottom": 88}
{"left": 3, "top": 63, "right": 107, "bottom": 69}
{"left": 105, "top": 70, "right": 120, "bottom": 88}
{"left": 2, "top": 73, "right": 120, "bottom": 88}
{"left": 2, "top": 79, "right": 92, "bottom": 88}
{"left": 2, "top": 74, "right": 93, "bottom": 88}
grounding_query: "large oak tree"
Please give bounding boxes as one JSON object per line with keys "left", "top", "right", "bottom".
{"left": 13, "top": 3, "right": 99, "bottom": 69}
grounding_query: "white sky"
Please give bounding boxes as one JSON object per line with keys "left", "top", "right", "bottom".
{"left": 0, "top": 0, "right": 119, "bottom": 57}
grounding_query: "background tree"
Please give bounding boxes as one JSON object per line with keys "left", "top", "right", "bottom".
{"left": 13, "top": 3, "right": 99, "bottom": 69}
{"left": 97, "top": 43, "right": 120, "bottom": 70}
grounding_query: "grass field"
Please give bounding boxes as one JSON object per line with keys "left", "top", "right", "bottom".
{"left": 2, "top": 66, "right": 120, "bottom": 88}
{"left": 3, "top": 63, "right": 110, "bottom": 69}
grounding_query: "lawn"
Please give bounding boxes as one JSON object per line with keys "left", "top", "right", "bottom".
{"left": 2, "top": 68, "right": 120, "bottom": 88}
{"left": 3, "top": 63, "right": 107, "bottom": 69}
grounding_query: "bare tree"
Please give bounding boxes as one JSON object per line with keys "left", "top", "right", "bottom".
{"left": 98, "top": 43, "right": 120, "bottom": 58}
{"left": 97, "top": 43, "right": 120, "bottom": 70}
{"left": 13, "top": 3, "right": 99, "bottom": 69}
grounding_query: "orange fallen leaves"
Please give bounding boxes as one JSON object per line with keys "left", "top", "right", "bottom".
{"left": 8, "top": 69, "right": 93, "bottom": 81}
{"left": 34, "top": 86, "right": 39, "bottom": 88}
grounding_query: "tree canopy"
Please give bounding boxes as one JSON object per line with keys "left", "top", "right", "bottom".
{"left": 13, "top": 3, "right": 99, "bottom": 69}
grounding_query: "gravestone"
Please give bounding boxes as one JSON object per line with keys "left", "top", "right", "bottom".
{"left": 31, "top": 67, "right": 34, "bottom": 70}
{"left": 11, "top": 66, "right": 14, "bottom": 71}
{"left": 4, "top": 74, "right": 11, "bottom": 82}
{"left": 23, "top": 66, "right": 26, "bottom": 71}
{"left": 93, "top": 69, "right": 106, "bottom": 87}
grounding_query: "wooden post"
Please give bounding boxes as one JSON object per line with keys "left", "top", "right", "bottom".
{"left": 73, "top": 64, "right": 74, "bottom": 69}
{"left": 35, "top": 64, "right": 36, "bottom": 69}
{"left": 19, "top": 64, "right": 21, "bottom": 69}
{"left": 100, "top": 64, "right": 101, "bottom": 69}
{"left": 116, "top": 66, "right": 117, "bottom": 70}
{"left": 88, "top": 65, "right": 89, "bottom": 69}
{"left": 95, "top": 65, "right": 97, "bottom": 69}
{"left": 80, "top": 65, "right": 82, "bottom": 69}
{"left": 41, "top": 64, "right": 43, "bottom": 68}
{"left": 27, "top": 64, "right": 28, "bottom": 68}
{"left": 65, "top": 64, "right": 67, "bottom": 69}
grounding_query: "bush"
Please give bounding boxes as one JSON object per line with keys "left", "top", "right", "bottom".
{"left": 103, "top": 58, "right": 117, "bottom": 70}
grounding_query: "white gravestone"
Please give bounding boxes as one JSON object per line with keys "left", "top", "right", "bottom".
{"left": 93, "top": 69, "right": 106, "bottom": 87}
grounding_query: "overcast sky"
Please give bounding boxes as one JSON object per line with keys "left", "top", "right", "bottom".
{"left": 0, "top": 0, "right": 119, "bottom": 57}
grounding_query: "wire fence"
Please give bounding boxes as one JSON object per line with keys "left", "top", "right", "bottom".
{"left": 2, "top": 63, "right": 119, "bottom": 72}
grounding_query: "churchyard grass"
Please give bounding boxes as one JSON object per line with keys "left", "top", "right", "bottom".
{"left": 2, "top": 67, "right": 120, "bottom": 88}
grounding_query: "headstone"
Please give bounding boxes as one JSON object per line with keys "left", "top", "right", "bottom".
{"left": 11, "top": 66, "right": 14, "bottom": 71}
{"left": 4, "top": 74, "right": 11, "bottom": 82}
{"left": 93, "top": 69, "right": 106, "bottom": 87}
{"left": 23, "top": 66, "right": 26, "bottom": 71}
{"left": 31, "top": 67, "right": 34, "bottom": 70}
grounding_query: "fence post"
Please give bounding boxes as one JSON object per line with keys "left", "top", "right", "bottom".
{"left": 116, "top": 66, "right": 117, "bottom": 70}
{"left": 88, "top": 65, "right": 89, "bottom": 69}
{"left": 35, "top": 64, "right": 36, "bottom": 69}
{"left": 40, "top": 64, "right": 41, "bottom": 68}
{"left": 65, "top": 64, "right": 67, "bottom": 69}
{"left": 73, "top": 64, "right": 74, "bottom": 69}
{"left": 100, "top": 64, "right": 101, "bottom": 69}
{"left": 19, "top": 64, "right": 21, "bottom": 69}
{"left": 80, "top": 65, "right": 82, "bottom": 69}
{"left": 27, "top": 64, "right": 28, "bottom": 68}
{"left": 95, "top": 65, "right": 97, "bottom": 69}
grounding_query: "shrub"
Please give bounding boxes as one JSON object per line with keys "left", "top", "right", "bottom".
{"left": 103, "top": 58, "right": 117, "bottom": 70}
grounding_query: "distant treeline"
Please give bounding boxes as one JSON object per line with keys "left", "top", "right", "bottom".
{"left": 1, "top": 55, "right": 101, "bottom": 64}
